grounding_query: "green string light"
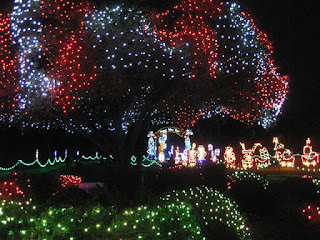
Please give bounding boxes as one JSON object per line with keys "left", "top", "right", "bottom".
{"left": 0, "top": 153, "right": 105, "bottom": 172}
{"left": 228, "top": 171, "right": 269, "bottom": 190}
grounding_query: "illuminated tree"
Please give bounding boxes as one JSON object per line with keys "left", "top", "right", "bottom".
{"left": 151, "top": 0, "right": 289, "bottom": 128}
{"left": 40, "top": 0, "right": 97, "bottom": 114}
{"left": 80, "top": 5, "right": 196, "bottom": 162}
{"left": 0, "top": 0, "right": 289, "bottom": 165}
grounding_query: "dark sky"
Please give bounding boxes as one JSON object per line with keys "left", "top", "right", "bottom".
{"left": 0, "top": 0, "right": 319, "bottom": 137}
{"left": 239, "top": 0, "right": 320, "bottom": 138}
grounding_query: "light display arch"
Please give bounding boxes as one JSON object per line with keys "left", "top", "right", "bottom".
{"left": 147, "top": 126, "right": 220, "bottom": 166}
{"left": 149, "top": 126, "right": 188, "bottom": 162}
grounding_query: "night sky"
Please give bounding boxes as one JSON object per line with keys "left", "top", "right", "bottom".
{"left": 0, "top": 0, "right": 319, "bottom": 151}
{"left": 238, "top": 0, "right": 320, "bottom": 137}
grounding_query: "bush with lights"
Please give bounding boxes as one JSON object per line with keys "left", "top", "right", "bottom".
{"left": 227, "top": 171, "right": 269, "bottom": 190}
{"left": 161, "top": 186, "right": 252, "bottom": 240}
{"left": 0, "top": 186, "right": 252, "bottom": 239}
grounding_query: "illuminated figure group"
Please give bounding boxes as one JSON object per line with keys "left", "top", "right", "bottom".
{"left": 177, "top": 143, "right": 213, "bottom": 167}
{"left": 149, "top": 130, "right": 320, "bottom": 169}
{"left": 223, "top": 137, "right": 320, "bottom": 169}
{"left": 239, "top": 142, "right": 271, "bottom": 169}
{"left": 147, "top": 127, "right": 221, "bottom": 167}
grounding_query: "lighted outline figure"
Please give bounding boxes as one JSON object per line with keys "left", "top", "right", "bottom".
{"left": 189, "top": 143, "right": 198, "bottom": 167}
{"left": 224, "top": 146, "right": 236, "bottom": 168}
{"left": 240, "top": 142, "right": 262, "bottom": 169}
{"left": 197, "top": 145, "right": 207, "bottom": 164}
{"left": 147, "top": 131, "right": 157, "bottom": 160}
{"left": 158, "top": 129, "right": 167, "bottom": 162}
{"left": 256, "top": 147, "right": 271, "bottom": 168}
{"left": 273, "top": 137, "right": 295, "bottom": 167}
{"left": 301, "top": 138, "right": 319, "bottom": 167}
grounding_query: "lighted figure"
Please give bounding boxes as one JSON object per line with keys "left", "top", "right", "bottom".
{"left": 208, "top": 144, "right": 220, "bottom": 163}
{"left": 240, "top": 142, "right": 262, "bottom": 169}
{"left": 184, "top": 129, "right": 193, "bottom": 151}
{"left": 273, "top": 137, "right": 295, "bottom": 167}
{"left": 189, "top": 143, "right": 198, "bottom": 167}
{"left": 301, "top": 138, "right": 319, "bottom": 167}
{"left": 224, "top": 146, "right": 236, "bottom": 168}
{"left": 281, "top": 149, "right": 295, "bottom": 167}
{"left": 273, "top": 137, "right": 284, "bottom": 162}
{"left": 208, "top": 144, "right": 214, "bottom": 161}
{"left": 158, "top": 130, "right": 167, "bottom": 162}
{"left": 175, "top": 146, "right": 181, "bottom": 165}
{"left": 214, "top": 149, "right": 221, "bottom": 162}
{"left": 182, "top": 149, "right": 188, "bottom": 166}
{"left": 147, "top": 131, "right": 157, "bottom": 160}
{"left": 168, "top": 145, "right": 174, "bottom": 159}
{"left": 256, "top": 147, "right": 271, "bottom": 168}
{"left": 197, "top": 145, "right": 207, "bottom": 164}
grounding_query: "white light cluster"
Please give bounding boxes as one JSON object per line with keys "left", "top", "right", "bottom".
{"left": 11, "top": 0, "right": 56, "bottom": 111}
{"left": 204, "top": 2, "right": 288, "bottom": 128}
{"left": 84, "top": 5, "right": 193, "bottom": 132}
{"left": 85, "top": 6, "right": 192, "bottom": 79}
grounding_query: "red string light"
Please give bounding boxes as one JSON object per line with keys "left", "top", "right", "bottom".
{"left": 0, "top": 13, "right": 18, "bottom": 116}
{"left": 59, "top": 174, "right": 82, "bottom": 189}
{"left": 302, "top": 205, "right": 320, "bottom": 224}
{"left": 40, "top": 0, "right": 97, "bottom": 113}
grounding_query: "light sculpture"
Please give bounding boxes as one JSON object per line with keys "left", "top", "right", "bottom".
{"left": 256, "top": 147, "right": 271, "bottom": 168}
{"left": 197, "top": 145, "right": 207, "bottom": 164}
{"left": 189, "top": 143, "right": 197, "bottom": 167}
{"left": 184, "top": 129, "right": 193, "bottom": 151}
{"left": 224, "top": 146, "right": 236, "bottom": 168}
{"left": 174, "top": 146, "right": 181, "bottom": 165}
{"left": 147, "top": 131, "right": 157, "bottom": 160}
{"left": 301, "top": 138, "right": 319, "bottom": 167}
{"left": 240, "top": 142, "right": 262, "bottom": 169}
{"left": 208, "top": 144, "right": 220, "bottom": 163}
{"left": 158, "top": 129, "right": 167, "bottom": 162}
{"left": 273, "top": 137, "right": 295, "bottom": 167}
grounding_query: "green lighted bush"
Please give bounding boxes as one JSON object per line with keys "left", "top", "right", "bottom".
{"left": 0, "top": 187, "right": 251, "bottom": 240}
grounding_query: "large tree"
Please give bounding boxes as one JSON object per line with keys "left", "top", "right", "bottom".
{"left": 0, "top": 0, "right": 289, "bottom": 165}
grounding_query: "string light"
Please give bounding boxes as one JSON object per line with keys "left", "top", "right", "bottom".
{"left": 228, "top": 171, "right": 269, "bottom": 190}
{"left": 302, "top": 205, "right": 320, "bottom": 224}
{"left": 1, "top": 0, "right": 288, "bottom": 134}
{"left": 151, "top": 0, "right": 289, "bottom": 128}
{"left": 0, "top": 13, "right": 18, "bottom": 119}
{"left": 0, "top": 186, "right": 252, "bottom": 239}
{"left": 0, "top": 151, "right": 105, "bottom": 172}
{"left": 161, "top": 186, "right": 252, "bottom": 240}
